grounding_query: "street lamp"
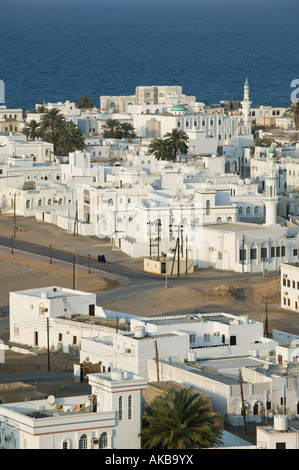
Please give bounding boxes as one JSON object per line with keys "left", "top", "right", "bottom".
{"left": 11, "top": 235, "right": 13, "bottom": 254}
{"left": 64, "top": 246, "right": 78, "bottom": 290}
{"left": 49, "top": 245, "right": 52, "bottom": 264}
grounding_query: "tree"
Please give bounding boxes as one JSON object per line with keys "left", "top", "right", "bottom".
{"left": 77, "top": 94, "right": 94, "bottom": 109}
{"left": 140, "top": 387, "right": 222, "bottom": 449}
{"left": 147, "top": 138, "right": 174, "bottom": 161}
{"left": 40, "top": 107, "right": 66, "bottom": 133}
{"left": 101, "top": 118, "right": 123, "bottom": 139}
{"left": 120, "top": 122, "right": 136, "bottom": 138}
{"left": 250, "top": 136, "right": 273, "bottom": 156}
{"left": 164, "top": 129, "right": 189, "bottom": 162}
{"left": 22, "top": 119, "right": 41, "bottom": 141}
{"left": 58, "top": 121, "right": 85, "bottom": 154}
{"left": 36, "top": 105, "right": 48, "bottom": 113}
{"left": 43, "top": 129, "right": 61, "bottom": 154}
{"left": 287, "top": 101, "right": 299, "bottom": 130}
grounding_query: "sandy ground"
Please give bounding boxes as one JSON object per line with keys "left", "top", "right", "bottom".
{"left": 104, "top": 274, "right": 296, "bottom": 335}
{"left": 0, "top": 249, "right": 119, "bottom": 313}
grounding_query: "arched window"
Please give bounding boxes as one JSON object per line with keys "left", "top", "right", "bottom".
{"left": 62, "top": 439, "right": 70, "bottom": 449}
{"left": 238, "top": 206, "right": 243, "bottom": 215}
{"left": 217, "top": 217, "right": 222, "bottom": 223}
{"left": 119, "top": 396, "right": 123, "bottom": 421}
{"left": 254, "top": 206, "right": 259, "bottom": 215}
{"left": 10, "top": 433, "right": 16, "bottom": 449}
{"left": 48, "top": 199, "right": 52, "bottom": 205}
{"left": 14, "top": 323, "right": 20, "bottom": 337}
{"left": 26, "top": 200, "right": 30, "bottom": 209}
{"left": 246, "top": 206, "right": 251, "bottom": 215}
{"left": 59, "top": 198, "right": 63, "bottom": 205}
{"left": 227, "top": 216, "right": 232, "bottom": 222}
{"left": 79, "top": 434, "right": 88, "bottom": 449}
{"left": 206, "top": 200, "right": 210, "bottom": 216}
{"left": 99, "top": 432, "right": 108, "bottom": 449}
{"left": 38, "top": 199, "right": 42, "bottom": 207}
{"left": 128, "top": 395, "right": 132, "bottom": 420}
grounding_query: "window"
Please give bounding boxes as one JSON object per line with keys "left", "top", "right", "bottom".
{"left": 261, "top": 247, "right": 267, "bottom": 259}
{"left": 294, "top": 249, "right": 298, "bottom": 257}
{"left": 204, "top": 333, "right": 210, "bottom": 342}
{"left": 62, "top": 439, "right": 70, "bottom": 449}
{"left": 73, "top": 336, "right": 77, "bottom": 345}
{"left": 58, "top": 333, "right": 62, "bottom": 342}
{"left": 240, "top": 248, "right": 247, "bottom": 262}
{"left": 189, "top": 334, "right": 196, "bottom": 344}
{"left": 246, "top": 206, "right": 251, "bottom": 215}
{"left": 99, "top": 432, "right": 108, "bottom": 449}
{"left": 250, "top": 248, "right": 257, "bottom": 260}
{"left": 276, "top": 246, "right": 281, "bottom": 257}
{"left": 282, "top": 246, "right": 286, "bottom": 257}
{"left": 206, "top": 200, "right": 210, "bottom": 216}
{"left": 79, "top": 434, "right": 88, "bottom": 449}
{"left": 271, "top": 246, "right": 275, "bottom": 258}
{"left": 128, "top": 395, "right": 132, "bottom": 420}
{"left": 283, "top": 278, "right": 286, "bottom": 286}
{"left": 119, "top": 396, "right": 123, "bottom": 421}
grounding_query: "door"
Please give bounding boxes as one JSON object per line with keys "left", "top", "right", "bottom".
{"left": 230, "top": 336, "right": 236, "bottom": 346}
{"left": 34, "top": 331, "right": 38, "bottom": 346}
{"left": 89, "top": 304, "right": 95, "bottom": 316}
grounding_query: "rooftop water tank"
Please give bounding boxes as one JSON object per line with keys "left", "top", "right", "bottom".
{"left": 274, "top": 415, "right": 288, "bottom": 432}
{"left": 134, "top": 326, "right": 145, "bottom": 338}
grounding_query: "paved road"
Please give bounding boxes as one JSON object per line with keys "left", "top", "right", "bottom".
{"left": 0, "top": 235, "right": 271, "bottom": 307}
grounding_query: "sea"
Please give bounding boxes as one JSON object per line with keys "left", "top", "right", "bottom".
{"left": 0, "top": 0, "right": 299, "bottom": 111}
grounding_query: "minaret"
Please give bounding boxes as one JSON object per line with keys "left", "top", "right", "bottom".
{"left": 263, "top": 146, "right": 280, "bottom": 226}
{"left": 241, "top": 78, "right": 252, "bottom": 134}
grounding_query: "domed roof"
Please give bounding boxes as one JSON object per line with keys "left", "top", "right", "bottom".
{"left": 171, "top": 103, "right": 187, "bottom": 112}
{"left": 268, "top": 146, "right": 276, "bottom": 154}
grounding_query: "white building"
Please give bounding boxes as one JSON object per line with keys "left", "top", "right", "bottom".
{"left": 256, "top": 415, "right": 299, "bottom": 449}
{"left": 281, "top": 263, "right": 299, "bottom": 311}
{"left": 79, "top": 311, "right": 277, "bottom": 379}
{"left": 9, "top": 287, "right": 98, "bottom": 348}
{"left": 0, "top": 370, "right": 147, "bottom": 449}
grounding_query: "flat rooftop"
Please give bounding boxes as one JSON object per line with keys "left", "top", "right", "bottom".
{"left": 203, "top": 222, "right": 285, "bottom": 232}
{"left": 12, "top": 286, "right": 93, "bottom": 299}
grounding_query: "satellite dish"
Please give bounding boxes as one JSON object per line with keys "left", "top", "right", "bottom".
{"left": 48, "top": 395, "right": 55, "bottom": 405}
{"left": 118, "top": 318, "right": 126, "bottom": 324}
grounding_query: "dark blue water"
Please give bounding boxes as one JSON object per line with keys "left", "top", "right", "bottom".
{"left": 0, "top": 0, "right": 298, "bottom": 110}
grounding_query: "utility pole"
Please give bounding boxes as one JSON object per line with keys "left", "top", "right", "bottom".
{"left": 185, "top": 234, "right": 188, "bottom": 275}
{"left": 49, "top": 245, "right": 52, "bottom": 264}
{"left": 147, "top": 221, "right": 152, "bottom": 259}
{"left": 157, "top": 220, "right": 161, "bottom": 261}
{"left": 239, "top": 369, "right": 247, "bottom": 435}
{"left": 11, "top": 235, "right": 13, "bottom": 254}
{"left": 264, "top": 302, "right": 269, "bottom": 338}
{"left": 242, "top": 234, "right": 245, "bottom": 274}
{"left": 72, "top": 255, "right": 76, "bottom": 290}
{"left": 13, "top": 192, "right": 16, "bottom": 238}
{"left": 154, "top": 341, "right": 160, "bottom": 382}
{"left": 88, "top": 254, "right": 91, "bottom": 274}
{"left": 177, "top": 234, "right": 180, "bottom": 277}
{"left": 73, "top": 200, "right": 78, "bottom": 237}
{"left": 47, "top": 318, "right": 50, "bottom": 373}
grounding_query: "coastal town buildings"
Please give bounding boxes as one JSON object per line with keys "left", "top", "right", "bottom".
{"left": 0, "top": 370, "right": 147, "bottom": 449}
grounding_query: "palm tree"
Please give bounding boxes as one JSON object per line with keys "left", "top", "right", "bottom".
{"left": 40, "top": 107, "right": 66, "bottom": 133}
{"left": 250, "top": 136, "right": 273, "bottom": 156}
{"left": 120, "top": 122, "right": 136, "bottom": 138}
{"left": 287, "top": 101, "right": 299, "bottom": 130}
{"left": 36, "top": 105, "right": 48, "bottom": 113}
{"left": 43, "top": 129, "right": 61, "bottom": 155}
{"left": 140, "top": 387, "right": 222, "bottom": 449}
{"left": 77, "top": 94, "right": 94, "bottom": 109}
{"left": 147, "top": 138, "right": 174, "bottom": 161}
{"left": 101, "top": 118, "right": 123, "bottom": 139}
{"left": 22, "top": 119, "right": 41, "bottom": 141}
{"left": 164, "top": 129, "right": 189, "bottom": 162}
{"left": 57, "top": 121, "right": 85, "bottom": 154}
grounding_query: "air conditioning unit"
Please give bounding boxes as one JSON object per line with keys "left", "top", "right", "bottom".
{"left": 283, "top": 274, "right": 288, "bottom": 278}
{"left": 125, "top": 348, "right": 131, "bottom": 354}
{"left": 92, "top": 438, "right": 99, "bottom": 445}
